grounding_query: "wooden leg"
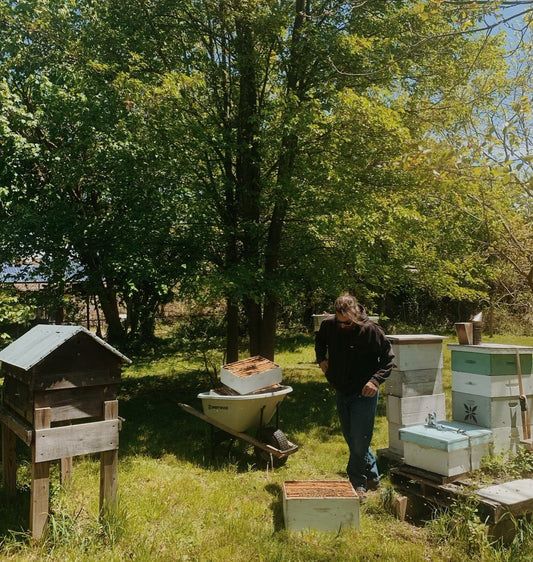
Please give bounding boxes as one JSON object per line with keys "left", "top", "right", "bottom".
{"left": 30, "top": 408, "right": 51, "bottom": 540}
{"left": 60, "top": 457, "right": 73, "bottom": 487}
{"left": 58, "top": 421, "right": 73, "bottom": 487}
{"left": 2, "top": 423, "right": 17, "bottom": 497}
{"left": 100, "top": 400, "right": 119, "bottom": 514}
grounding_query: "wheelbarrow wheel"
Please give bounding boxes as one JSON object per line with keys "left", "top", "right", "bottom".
{"left": 255, "top": 428, "right": 290, "bottom": 468}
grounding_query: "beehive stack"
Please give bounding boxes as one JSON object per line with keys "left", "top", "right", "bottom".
{"left": 449, "top": 343, "right": 533, "bottom": 452}
{"left": 384, "top": 335, "right": 446, "bottom": 458}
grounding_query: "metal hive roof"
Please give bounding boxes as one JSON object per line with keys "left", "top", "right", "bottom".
{"left": 0, "top": 324, "right": 132, "bottom": 371}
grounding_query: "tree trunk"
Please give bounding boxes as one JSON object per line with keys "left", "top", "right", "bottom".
{"left": 244, "top": 296, "right": 262, "bottom": 356}
{"left": 226, "top": 298, "right": 239, "bottom": 363}
{"left": 96, "top": 279, "right": 125, "bottom": 343}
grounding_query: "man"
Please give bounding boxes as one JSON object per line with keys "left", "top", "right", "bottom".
{"left": 315, "top": 294, "right": 395, "bottom": 498}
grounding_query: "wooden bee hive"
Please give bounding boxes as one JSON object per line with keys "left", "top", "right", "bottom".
{"left": 220, "top": 355, "right": 282, "bottom": 394}
{"left": 283, "top": 481, "right": 360, "bottom": 531}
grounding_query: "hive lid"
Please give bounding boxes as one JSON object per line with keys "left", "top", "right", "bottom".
{"left": 447, "top": 343, "right": 533, "bottom": 354}
{"left": 387, "top": 334, "right": 446, "bottom": 345}
{"left": 399, "top": 420, "right": 493, "bottom": 451}
{"left": 0, "top": 324, "right": 132, "bottom": 370}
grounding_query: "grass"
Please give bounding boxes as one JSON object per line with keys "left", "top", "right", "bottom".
{"left": 1, "top": 329, "right": 533, "bottom": 560}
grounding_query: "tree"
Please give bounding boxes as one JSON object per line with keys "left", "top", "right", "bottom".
{"left": 0, "top": 0, "right": 201, "bottom": 344}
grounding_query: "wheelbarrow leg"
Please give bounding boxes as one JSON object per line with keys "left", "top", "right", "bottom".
{"left": 209, "top": 425, "right": 236, "bottom": 460}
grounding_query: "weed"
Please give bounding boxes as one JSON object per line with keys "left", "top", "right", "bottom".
{"left": 428, "top": 496, "right": 492, "bottom": 558}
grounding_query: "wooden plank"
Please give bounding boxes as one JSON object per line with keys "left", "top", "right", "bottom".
{"left": 34, "top": 419, "right": 119, "bottom": 462}
{"left": 31, "top": 369, "right": 121, "bottom": 392}
{"left": 58, "top": 421, "right": 73, "bottom": 487}
{"left": 393, "top": 495, "right": 409, "bottom": 521}
{"left": 100, "top": 401, "right": 119, "bottom": 514}
{"left": 1, "top": 424, "right": 17, "bottom": 497}
{"left": 34, "top": 385, "right": 118, "bottom": 422}
{"left": 3, "top": 376, "right": 33, "bottom": 422}
{"left": 0, "top": 406, "right": 33, "bottom": 445}
{"left": 31, "top": 407, "right": 51, "bottom": 540}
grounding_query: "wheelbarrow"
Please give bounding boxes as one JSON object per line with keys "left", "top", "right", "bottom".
{"left": 179, "top": 384, "right": 298, "bottom": 467}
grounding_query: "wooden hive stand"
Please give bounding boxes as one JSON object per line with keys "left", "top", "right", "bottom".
{"left": 0, "top": 325, "right": 131, "bottom": 540}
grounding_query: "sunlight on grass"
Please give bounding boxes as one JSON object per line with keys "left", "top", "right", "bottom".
{"left": 1, "top": 331, "right": 533, "bottom": 560}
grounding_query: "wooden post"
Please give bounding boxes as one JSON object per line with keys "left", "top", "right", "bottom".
{"left": 100, "top": 400, "right": 119, "bottom": 515}
{"left": 2, "top": 423, "right": 17, "bottom": 497}
{"left": 57, "top": 420, "right": 73, "bottom": 487}
{"left": 30, "top": 408, "right": 51, "bottom": 540}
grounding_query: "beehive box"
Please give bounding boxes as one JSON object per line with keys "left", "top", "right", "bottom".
{"left": 490, "top": 425, "right": 532, "bottom": 453}
{"left": 452, "top": 371, "right": 533, "bottom": 397}
{"left": 312, "top": 314, "right": 330, "bottom": 332}
{"left": 399, "top": 421, "right": 493, "bottom": 476}
{"left": 386, "top": 393, "right": 446, "bottom": 426}
{"left": 220, "top": 356, "right": 282, "bottom": 394}
{"left": 387, "top": 421, "right": 406, "bottom": 456}
{"left": 448, "top": 344, "right": 533, "bottom": 376}
{"left": 385, "top": 368, "right": 443, "bottom": 397}
{"left": 283, "top": 481, "right": 360, "bottom": 531}
{"left": 387, "top": 335, "right": 445, "bottom": 371}
{"left": 452, "top": 391, "right": 531, "bottom": 429}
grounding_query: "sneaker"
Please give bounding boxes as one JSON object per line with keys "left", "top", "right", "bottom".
{"left": 355, "top": 487, "right": 367, "bottom": 502}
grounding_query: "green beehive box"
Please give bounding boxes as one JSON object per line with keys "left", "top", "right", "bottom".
{"left": 448, "top": 344, "right": 533, "bottom": 376}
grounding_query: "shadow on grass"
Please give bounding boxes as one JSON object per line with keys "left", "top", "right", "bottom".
{"left": 0, "top": 487, "right": 30, "bottom": 540}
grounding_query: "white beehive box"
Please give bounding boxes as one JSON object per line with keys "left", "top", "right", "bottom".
{"left": 386, "top": 393, "right": 446, "bottom": 426}
{"left": 387, "top": 421, "right": 406, "bottom": 456}
{"left": 490, "top": 425, "right": 532, "bottom": 453}
{"left": 452, "top": 371, "right": 533, "bottom": 397}
{"left": 283, "top": 481, "right": 360, "bottom": 532}
{"left": 312, "top": 313, "right": 331, "bottom": 332}
{"left": 385, "top": 368, "right": 443, "bottom": 397}
{"left": 220, "top": 356, "right": 282, "bottom": 394}
{"left": 387, "top": 335, "right": 445, "bottom": 371}
{"left": 399, "top": 421, "right": 493, "bottom": 476}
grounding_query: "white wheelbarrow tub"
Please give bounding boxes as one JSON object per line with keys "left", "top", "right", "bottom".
{"left": 197, "top": 385, "right": 293, "bottom": 433}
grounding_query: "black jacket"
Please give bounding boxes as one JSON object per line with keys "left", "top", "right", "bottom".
{"left": 315, "top": 315, "right": 395, "bottom": 395}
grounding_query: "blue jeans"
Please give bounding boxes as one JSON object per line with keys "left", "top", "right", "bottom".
{"left": 336, "top": 391, "right": 379, "bottom": 490}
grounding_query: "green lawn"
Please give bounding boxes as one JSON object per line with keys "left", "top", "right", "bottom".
{"left": 1, "top": 331, "right": 533, "bottom": 560}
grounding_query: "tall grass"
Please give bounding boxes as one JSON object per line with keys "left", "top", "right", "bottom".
{"left": 1, "top": 329, "right": 533, "bottom": 560}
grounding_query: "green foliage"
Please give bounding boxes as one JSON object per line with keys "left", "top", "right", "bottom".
{"left": 479, "top": 448, "right": 533, "bottom": 481}
{"left": 0, "top": 290, "right": 32, "bottom": 344}
{"left": 428, "top": 496, "right": 493, "bottom": 558}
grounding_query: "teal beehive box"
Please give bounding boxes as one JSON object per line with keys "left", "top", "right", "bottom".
{"left": 448, "top": 344, "right": 533, "bottom": 376}
{"left": 399, "top": 421, "right": 493, "bottom": 476}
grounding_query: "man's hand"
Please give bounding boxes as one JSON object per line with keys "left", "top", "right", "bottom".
{"left": 362, "top": 380, "right": 379, "bottom": 397}
{"left": 319, "top": 360, "right": 328, "bottom": 374}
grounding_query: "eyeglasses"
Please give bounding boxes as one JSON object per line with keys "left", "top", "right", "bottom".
{"left": 337, "top": 320, "right": 352, "bottom": 325}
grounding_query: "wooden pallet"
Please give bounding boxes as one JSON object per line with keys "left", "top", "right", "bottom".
{"left": 390, "top": 465, "right": 533, "bottom": 543}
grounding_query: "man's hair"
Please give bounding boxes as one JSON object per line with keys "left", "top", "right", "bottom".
{"left": 334, "top": 294, "right": 366, "bottom": 325}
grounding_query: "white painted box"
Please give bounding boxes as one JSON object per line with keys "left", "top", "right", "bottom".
{"left": 452, "top": 371, "right": 533, "bottom": 398}
{"left": 399, "top": 421, "right": 493, "bottom": 476}
{"left": 387, "top": 335, "right": 445, "bottom": 371}
{"left": 490, "top": 425, "right": 533, "bottom": 453}
{"left": 386, "top": 393, "right": 446, "bottom": 426}
{"left": 312, "top": 314, "right": 330, "bottom": 332}
{"left": 283, "top": 481, "right": 360, "bottom": 532}
{"left": 220, "top": 356, "right": 282, "bottom": 394}
{"left": 388, "top": 421, "right": 407, "bottom": 455}
{"left": 452, "top": 391, "right": 532, "bottom": 429}
{"left": 385, "top": 368, "right": 443, "bottom": 397}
